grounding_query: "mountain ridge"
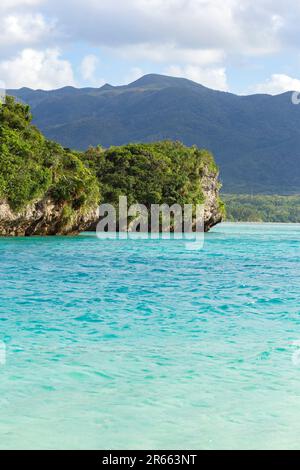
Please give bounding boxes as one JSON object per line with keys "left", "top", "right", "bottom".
{"left": 8, "top": 74, "right": 300, "bottom": 194}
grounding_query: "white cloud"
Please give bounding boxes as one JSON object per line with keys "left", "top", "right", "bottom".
{"left": 55, "top": 0, "right": 239, "bottom": 51}
{"left": 80, "top": 54, "right": 98, "bottom": 81}
{"left": 252, "top": 74, "right": 300, "bottom": 95}
{"left": 34, "top": 0, "right": 300, "bottom": 90}
{"left": 45, "top": 0, "right": 293, "bottom": 55}
{"left": 124, "top": 67, "right": 144, "bottom": 84}
{"left": 2, "top": 0, "right": 300, "bottom": 90}
{"left": 112, "top": 44, "right": 225, "bottom": 66}
{"left": 0, "top": 14, "right": 53, "bottom": 47}
{"left": 0, "top": 48, "right": 75, "bottom": 89}
{"left": 0, "top": 0, "right": 42, "bottom": 9}
{"left": 165, "top": 65, "right": 229, "bottom": 91}
{"left": 0, "top": 1, "right": 299, "bottom": 56}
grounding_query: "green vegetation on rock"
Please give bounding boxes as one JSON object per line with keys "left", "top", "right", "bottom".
{"left": 83, "top": 141, "right": 218, "bottom": 209}
{"left": 223, "top": 194, "right": 300, "bottom": 223}
{"left": 0, "top": 96, "right": 99, "bottom": 213}
{"left": 0, "top": 96, "right": 223, "bottom": 235}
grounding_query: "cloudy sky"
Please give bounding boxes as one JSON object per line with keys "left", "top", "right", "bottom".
{"left": 1, "top": 0, "right": 300, "bottom": 94}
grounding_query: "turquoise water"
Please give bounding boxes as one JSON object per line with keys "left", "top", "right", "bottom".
{"left": 0, "top": 223, "right": 300, "bottom": 450}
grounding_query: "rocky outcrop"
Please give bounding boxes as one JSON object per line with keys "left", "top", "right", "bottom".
{"left": 0, "top": 183, "right": 222, "bottom": 236}
{"left": 0, "top": 198, "right": 99, "bottom": 236}
{"left": 88, "top": 170, "right": 223, "bottom": 234}
{"left": 1, "top": 96, "right": 223, "bottom": 237}
{"left": 202, "top": 166, "right": 224, "bottom": 232}
{"left": 0, "top": 97, "right": 222, "bottom": 236}
{"left": 0, "top": 168, "right": 222, "bottom": 237}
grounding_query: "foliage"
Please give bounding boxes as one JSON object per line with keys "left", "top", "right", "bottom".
{"left": 223, "top": 194, "right": 300, "bottom": 223}
{"left": 0, "top": 96, "right": 99, "bottom": 212}
{"left": 83, "top": 141, "right": 218, "bottom": 209}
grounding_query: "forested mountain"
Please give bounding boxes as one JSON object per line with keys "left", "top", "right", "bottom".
{"left": 9, "top": 74, "right": 300, "bottom": 194}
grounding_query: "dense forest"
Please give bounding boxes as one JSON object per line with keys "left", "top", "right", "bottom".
{"left": 224, "top": 194, "right": 300, "bottom": 223}
{"left": 0, "top": 96, "right": 99, "bottom": 214}
{"left": 83, "top": 142, "right": 219, "bottom": 209}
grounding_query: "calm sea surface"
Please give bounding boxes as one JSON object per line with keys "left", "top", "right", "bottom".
{"left": 0, "top": 223, "right": 300, "bottom": 450}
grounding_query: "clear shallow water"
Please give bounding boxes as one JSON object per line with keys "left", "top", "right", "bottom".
{"left": 0, "top": 223, "right": 300, "bottom": 450}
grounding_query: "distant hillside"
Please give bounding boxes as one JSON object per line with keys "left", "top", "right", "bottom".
{"left": 224, "top": 194, "right": 300, "bottom": 223}
{"left": 9, "top": 73, "right": 300, "bottom": 194}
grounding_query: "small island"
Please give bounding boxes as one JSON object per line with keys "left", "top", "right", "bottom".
{"left": 0, "top": 97, "right": 224, "bottom": 236}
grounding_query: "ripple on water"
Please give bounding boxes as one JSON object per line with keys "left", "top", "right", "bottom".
{"left": 0, "top": 223, "right": 300, "bottom": 449}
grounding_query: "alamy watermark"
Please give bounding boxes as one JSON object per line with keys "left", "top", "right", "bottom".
{"left": 96, "top": 196, "right": 205, "bottom": 250}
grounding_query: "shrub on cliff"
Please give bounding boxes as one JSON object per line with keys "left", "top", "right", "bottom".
{"left": 83, "top": 141, "right": 219, "bottom": 208}
{"left": 0, "top": 96, "right": 99, "bottom": 213}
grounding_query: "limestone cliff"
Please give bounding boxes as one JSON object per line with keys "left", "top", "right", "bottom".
{"left": 0, "top": 198, "right": 99, "bottom": 236}
{"left": 201, "top": 166, "right": 224, "bottom": 232}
